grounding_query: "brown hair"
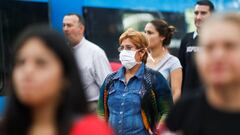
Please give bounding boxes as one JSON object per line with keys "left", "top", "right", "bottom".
{"left": 119, "top": 28, "right": 149, "bottom": 63}
{"left": 150, "top": 19, "right": 176, "bottom": 46}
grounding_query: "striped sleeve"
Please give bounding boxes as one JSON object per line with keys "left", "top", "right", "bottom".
{"left": 97, "top": 80, "right": 107, "bottom": 119}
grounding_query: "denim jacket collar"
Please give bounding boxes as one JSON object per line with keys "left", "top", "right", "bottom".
{"left": 113, "top": 63, "right": 145, "bottom": 81}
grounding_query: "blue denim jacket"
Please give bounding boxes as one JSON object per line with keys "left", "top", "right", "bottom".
{"left": 108, "top": 64, "right": 149, "bottom": 135}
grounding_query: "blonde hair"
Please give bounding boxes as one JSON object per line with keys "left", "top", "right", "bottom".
{"left": 119, "top": 28, "right": 149, "bottom": 63}
{"left": 202, "top": 13, "right": 240, "bottom": 34}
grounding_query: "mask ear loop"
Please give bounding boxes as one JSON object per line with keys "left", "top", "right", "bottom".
{"left": 145, "top": 48, "right": 155, "bottom": 62}
{"left": 134, "top": 49, "right": 143, "bottom": 64}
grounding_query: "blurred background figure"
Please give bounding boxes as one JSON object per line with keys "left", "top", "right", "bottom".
{"left": 145, "top": 19, "right": 182, "bottom": 103}
{"left": 98, "top": 28, "right": 173, "bottom": 135}
{"left": 164, "top": 13, "right": 240, "bottom": 135}
{"left": 110, "top": 62, "right": 122, "bottom": 72}
{"left": 63, "top": 13, "right": 112, "bottom": 112}
{"left": 178, "top": 0, "right": 214, "bottom": 97}
{"left": 0, "top": 25, "right": 113, "bottom": 135}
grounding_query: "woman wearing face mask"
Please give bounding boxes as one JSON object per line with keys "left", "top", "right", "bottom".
{"left": 0, "top": 25, "right": 113, "bottom": 135}
{"left": 145, "top": 19, "right": 182, "bottom": 103}
{"left": 98, "top": 28, "right": 173, "bottom": 135}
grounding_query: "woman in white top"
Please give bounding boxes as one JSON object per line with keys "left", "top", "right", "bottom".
{"left": 145, "top": 19, "right": 182, "bottom": 103}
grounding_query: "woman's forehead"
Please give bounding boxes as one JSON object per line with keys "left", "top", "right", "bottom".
{"left": 200, "top": 21, "right": 240, "bottom": 43}
{"left": 121, "top": 38, "right": 135, "bottom": 46}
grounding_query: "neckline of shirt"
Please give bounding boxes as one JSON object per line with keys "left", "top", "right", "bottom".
{"left": 73, "top": 37, "right": 86, "bottom": 50}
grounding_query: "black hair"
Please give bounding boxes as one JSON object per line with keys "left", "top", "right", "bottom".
{"left": 64, "top": 13, "right": 85, "bottom": 26}
{"left": 0, "top": 24, "right": 89, "bottom": 135}
{"left": 196, "top": 0, "right": 215, "bottom": 12}
{"left": 150, "top": 19, "right": 176, "bottom": 47}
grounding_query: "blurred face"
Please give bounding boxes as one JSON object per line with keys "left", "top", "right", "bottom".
{"left": 13, "top": 38, "right": 64, "bottom": 107}
{"left": 63, "top": 15, "right": 84, "bottom": 46}
{"left": 144, "top": 23, "right": 164, "bottom": 49}
{"left": 197, "top": 21, "right": 240, "bottom": 88}
{"left": 194, "top": 5, "right": 212, "bottom": 30}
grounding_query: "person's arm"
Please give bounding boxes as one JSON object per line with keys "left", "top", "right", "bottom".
{"left": 93, "top": 50, "right": 112, "bottom": 87}
{"left": 170, "top": 68, "right": 182, "bottom": 103}
{"left": 169, "top": 57, "right": 183, "bottom": 103}
{"left": 154, "top": 72, "right": 173, "bottom": 134}
{"left": 97, "top": 80, "right": 107, "bottom": 119}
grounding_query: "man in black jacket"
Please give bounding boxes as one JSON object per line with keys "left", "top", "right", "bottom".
{"left": 179, "top": 0, "right": 214, "bottom": 97}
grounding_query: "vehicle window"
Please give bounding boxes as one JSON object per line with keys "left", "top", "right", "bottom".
{"left": 0, "top": 0, "right": 48, "bottom": 95}
{"left": 83, "top": 7, "right": 185, "bottom": 61}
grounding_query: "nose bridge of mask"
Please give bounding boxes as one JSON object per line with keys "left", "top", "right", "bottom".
{"left": 119, "top": 48, "right": 149, "bottom": 61}
{"left": 123, "top": 49, "right": 136, "bottom": 54}
{"left": 119, "top": 50, "right": 137, "bottom": 60}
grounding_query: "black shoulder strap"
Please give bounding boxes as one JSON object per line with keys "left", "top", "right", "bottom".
{"left": 142, "top": 68, "right": 154, "bottom": 95}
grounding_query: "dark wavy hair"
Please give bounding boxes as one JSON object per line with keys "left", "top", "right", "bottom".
{"left": 0, "top": 24, "right": 89, "bottom": 135}
{"left": 150, "top": 19, "right": 176, "bottom": 47}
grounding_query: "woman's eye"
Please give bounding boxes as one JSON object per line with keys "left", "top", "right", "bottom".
{"left": 15, "top": 59, "right": 25, "bottom": 67}
{"left": 146, "top": 31, "right": 152, "bottom": 35}
{"left": 126, "top": 46, "right": 132, "bottom": 50}
{"left": 36, "top": 59, "right": 47, "bottom": 67}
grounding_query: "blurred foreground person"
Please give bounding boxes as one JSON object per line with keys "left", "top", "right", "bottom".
{"left": 0, "top": 25, "right": 113, "bottom": 135}
{"left": 145, "top": 19, "right": 182, "bottom": 103}
{"left": 98, "top": 28, "right": 173, "bottom": 135}
{"left": 163, "top": 13, "right": 240, "bottom": 135}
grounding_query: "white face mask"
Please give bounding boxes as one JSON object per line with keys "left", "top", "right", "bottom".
{"left": 119, "top": 50, "right": 142, "bottom": 69}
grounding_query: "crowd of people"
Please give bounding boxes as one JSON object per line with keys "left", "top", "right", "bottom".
{"left": 1, "top": 0, "right": 240, "bottom": 135}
